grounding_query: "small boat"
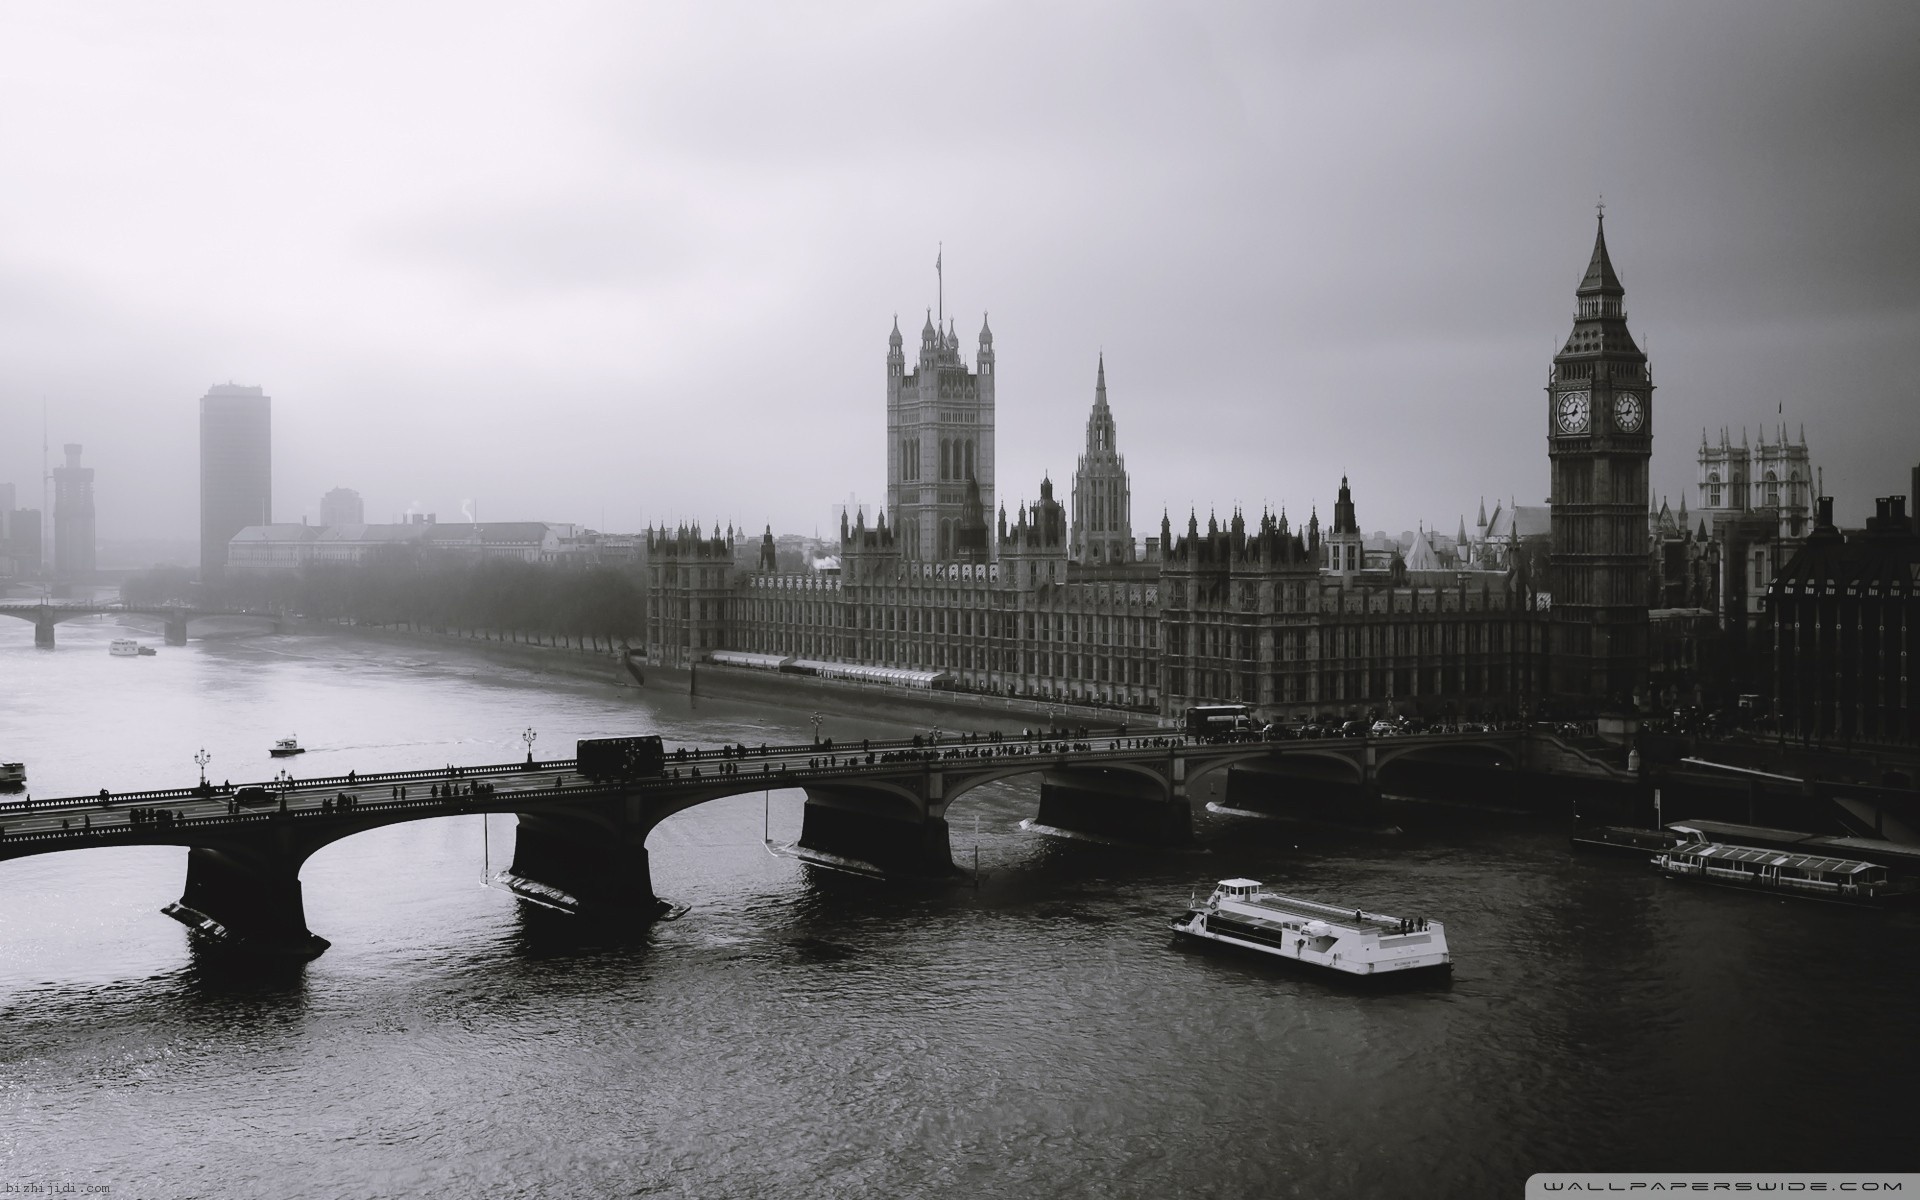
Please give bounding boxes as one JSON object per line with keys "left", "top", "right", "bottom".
{"left": 137, "top": 645, "right": 157, "bottom": 656}
{"left": 1170, "top": 878, "right": 1451, "bottom": 977}
{"left": 270, "top": 736, "right": 305, "bottom": 757}
{"left": 109, "top": 638, "right": 141, "bottom": 657}
{"left": 1654, "top": 839, "right": 1913, "bottom": 905}
{"left": 0, "top": 762, "right": 25, "bottom": 791}
{"left": 1570, "top": 823, "right": 1684, "bottom": 857}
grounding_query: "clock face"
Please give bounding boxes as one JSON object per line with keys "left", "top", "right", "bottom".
{"left": 1613, "top": 391, "right": 1644, "bottom": 433}
{"left": 1556, "top": 390, "right": 1590, "bottom": 434}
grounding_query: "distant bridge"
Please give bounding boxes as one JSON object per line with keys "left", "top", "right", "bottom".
{"left": 0, "top": 601, "right": 280, "bottom": 647}
{"left": 0, "top": 727, "right": 1589, "bottom": 960}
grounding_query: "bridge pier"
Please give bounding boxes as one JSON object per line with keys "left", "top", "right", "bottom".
{"left": 34, "top": 615, "right": 55, "bottom": 648}
{"left": 163, "top": 844, "right": 331, "bottom": 959}
{"left": 501, "top": 801, "right": 663, "bottom": 918}
{"left": 165, "top": 612, "right": 190, "bottom": 645}
{"left": 1034, "top": 764, "right": 1190, "bottom": 844}
{"left": 798, "top": 785, "right": 955, "bottom": 876}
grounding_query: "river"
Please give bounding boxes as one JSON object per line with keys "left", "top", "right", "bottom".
{"left": 2, "top": 614, "right": 1915, "bottom": 1198}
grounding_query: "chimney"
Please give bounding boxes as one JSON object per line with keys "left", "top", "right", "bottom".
{"left": 1867, "top": 495, "right": 1911, "bottom": 537}
{"left": 1815, "top": 496, "right": 1835, "bottom": 532}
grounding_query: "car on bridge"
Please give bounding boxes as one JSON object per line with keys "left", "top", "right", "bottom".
{"left": 234, "top": 786, "right": 274, "bottom": 808}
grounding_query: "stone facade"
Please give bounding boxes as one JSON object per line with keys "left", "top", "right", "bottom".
{"left": 887, "top": 312, "right": 994, "bottom": 561}
{"left": 1070, "top": 356, "right": 1133, "bottom": 565}
{"left": 1769, "top": 496, "right": 1919, "bottom": 746}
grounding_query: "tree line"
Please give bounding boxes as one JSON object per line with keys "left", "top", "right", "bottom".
{"left": 124, "top": 550, "right": 646, "bottom": 652}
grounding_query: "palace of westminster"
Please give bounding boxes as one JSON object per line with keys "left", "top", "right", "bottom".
{"left": 646, "top": 217, "right": 1916, "bottom": 737}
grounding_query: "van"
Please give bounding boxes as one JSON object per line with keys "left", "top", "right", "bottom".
{"left": 234, "top": 786, "right": 273, "bottom": 807}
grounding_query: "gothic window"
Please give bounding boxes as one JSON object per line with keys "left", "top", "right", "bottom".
{"left": 1707, "top": 472, "right": 1723, "bottom": 508}
{"left": 1764, "top": 471, "right": 1779, "bottom": 508}
{"left": 940, "top": 440, "right": 951, "bottom": 481}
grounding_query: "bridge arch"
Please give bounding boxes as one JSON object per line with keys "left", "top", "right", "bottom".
{"left": 1185, "top": 745, "right": 1367, "bottom": 793}
{"left": 938, "top": 756, "right": 1176, "bottom": 808}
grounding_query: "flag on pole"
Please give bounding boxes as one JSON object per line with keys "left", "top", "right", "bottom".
{"left": 936, "top": 249, "right": 942, "bottom": 272}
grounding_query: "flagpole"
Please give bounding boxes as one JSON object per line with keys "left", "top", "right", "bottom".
{"left": 937, "top": 242, "right": 943, "bottom": 329}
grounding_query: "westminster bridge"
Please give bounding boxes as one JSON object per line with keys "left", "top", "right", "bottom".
{"left": 0, "top": 600, "right": 281, "bottom": 647}
{"left": 0, "top": 727, "right": 1597, "bottom": 959}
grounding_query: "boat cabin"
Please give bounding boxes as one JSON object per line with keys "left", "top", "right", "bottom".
{"left": 1212, "top": 878, "right": 1264, "bottom": 900}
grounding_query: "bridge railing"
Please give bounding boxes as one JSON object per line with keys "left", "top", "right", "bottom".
{"left": 0, "top": 741, "right": 1187, "bottom": 849}
{"left": 0, "top": 758, "right": 583, "bottom": 813}
{"left": 0, "top": 780, "right": 620, "bottom": 849}
{"left": 0, "top": 731, "right": 1049, "bottom": 813}
{"left": 0, "top": 728, "right": 1527, "bottom": 818}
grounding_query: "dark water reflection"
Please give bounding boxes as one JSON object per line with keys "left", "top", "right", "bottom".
{"left": 3, "top": 622, "right": 1917, "bottom": 1198}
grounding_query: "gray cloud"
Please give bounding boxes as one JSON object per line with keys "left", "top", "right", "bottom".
{"left": 1, "top": 0, "right": 1915, "bottom": 549}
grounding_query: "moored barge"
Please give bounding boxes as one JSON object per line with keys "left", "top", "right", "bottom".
{"left": 1170, "top": 878, "right": 1451, "bottom": 977}
{"left": 1654, "top": 840, "right": 1913, "bottom": 905}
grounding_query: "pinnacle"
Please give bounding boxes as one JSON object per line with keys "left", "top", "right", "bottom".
{"left": 1578, "top": 211, "right": 1624, "bottom": 294}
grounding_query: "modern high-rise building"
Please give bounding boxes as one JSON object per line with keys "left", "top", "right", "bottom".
{"left": 320, "top": 487, "right": 365, "bottom": 527}
{"left": 200, "top": 384, "right": 272, "bottom": 582}
{"left": 9, "top": 509, "right": 42, "bottom": 574}
{"left": 1546, "top": 212, "right": 1652, "bottom": 708}
{"left": 51, "top": 443, "right": 96, "bottom": 580}
{"left": 886, "top": 311, "right": 995, "bottom": 560}
{"left": 1070, "top": 355, "right": 1134, "bottom": 565}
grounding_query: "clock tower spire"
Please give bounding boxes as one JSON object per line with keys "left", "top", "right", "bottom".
{"left": 1546, "top": 208, "right": 1652, "bottom": 709}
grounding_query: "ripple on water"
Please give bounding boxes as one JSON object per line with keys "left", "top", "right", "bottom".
{"left": 4, "top": 629, "right": 1918, "bottom": 1196}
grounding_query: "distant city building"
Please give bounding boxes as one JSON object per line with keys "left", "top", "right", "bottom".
{"left": 51, "top": 443, "right": 96, "bottom": 580}
{"left": 226, "top": 521, "right": 586, "bottom": 574}
{"left": 200, "top": 383, "right": 272, "bottom": 582}
{"left": 8, "top": 510, "right": 42, "bottom": 575}
{"left": 887, "top": 310, "right": 995, "bottom": 560}
{"left": 0, "top": 482, "right": 14, "bottom": 577}
{"left": 320, "top": 487, "right": 365, "bottom": 527}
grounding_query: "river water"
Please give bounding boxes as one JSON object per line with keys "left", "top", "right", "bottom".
{"left": 2, "top": 615, "right": 1915, "bottom": 1198}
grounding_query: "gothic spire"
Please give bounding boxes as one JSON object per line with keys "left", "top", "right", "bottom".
{"left": 1578, "top": 207, "right": 1625, "bottom": 296}
{"left": 1095, "top": 353, "right": 1108, "bottom": 409}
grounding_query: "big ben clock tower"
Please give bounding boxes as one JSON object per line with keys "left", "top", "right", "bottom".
{"left": 1547, "top": 208, "right": 1652, "bottom": 708}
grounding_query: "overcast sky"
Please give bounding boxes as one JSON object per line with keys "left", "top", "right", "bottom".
{"left": 2, "top": 1, "right": 1916, "bottom": 548}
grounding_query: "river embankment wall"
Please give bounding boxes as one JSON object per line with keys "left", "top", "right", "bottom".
{"left": 282, "top": 619, "right": 1168, "bottom": 733}
{"left": 640, "top": 661, "right": 1171, "bottom": 733}
{"left": 283, "top": 619, "right": 628, "bottom": 688}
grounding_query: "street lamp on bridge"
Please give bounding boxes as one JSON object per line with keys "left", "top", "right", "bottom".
{"left": 194, "top": 748, "right": 210, "bottom": 791}
{"left": 523, "top": 727, "right": 538, "bottom": 765}
{"left": 811, "top": 712, "right": 822, "bottom": 746}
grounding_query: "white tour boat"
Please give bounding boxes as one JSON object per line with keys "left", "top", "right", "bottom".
{"left": 1654, "top": 839, "right": 1910, "bottom": 905}
{"left": 270, "top": 736, "right": 305, "bottom": 757}
{"left": 1170, "top": 878, "right": 1451, "bottom": 977}
{"left": 109, "top": 638, "right": 141, "bottom": 657}
{"left": 0, "top": 762, "right": 25, "bottom": 790}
